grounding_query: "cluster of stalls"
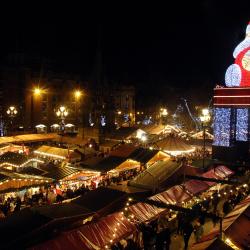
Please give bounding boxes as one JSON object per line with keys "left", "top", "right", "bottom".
{"left": 0, "top": 187, "right": 129, "bottom": 249}
{"left": 0, "top": 144, "right": 170, "bottom": 200}
{"left": 29, "top": 165, "right": 235, "bottom": 250}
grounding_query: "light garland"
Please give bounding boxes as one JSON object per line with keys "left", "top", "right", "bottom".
{"left": 0, "top": 158, "right": 44, "bottom": 168}
{"left": 34, "top": 150, "right": 66, "bottom": 160}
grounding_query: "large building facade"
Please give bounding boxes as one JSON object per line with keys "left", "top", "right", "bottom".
{"left": 0, "top": 53, "right": 136, "bottom": 137}
{"left": 213, "top": 22, "right": 250, "bottom": 161}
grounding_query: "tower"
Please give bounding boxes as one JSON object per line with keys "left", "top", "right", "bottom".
{"left": 213, "top": 22, "right": 250, "bottom": 161}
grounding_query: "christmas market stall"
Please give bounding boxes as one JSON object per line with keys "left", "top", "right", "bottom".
{"left": 0, "top": 133, "right": 58, "bottom": 145}
{"left": 0, "top": 171, "right": 52, "bottom": 201}
{"left": 128, "top": 159, "right": 181, "bottom": 191}
{"left": 0, "top": 151, "right": 44, "bottom": 171}
{"left": 29, "top": 165, "right": 237, "bottom": 250}
{"left": 30, "top": 211, "right": 137, "bottom": 250}
{"left": 0, "top": 143, "right": 29, "bottom": 155}
{"left": 34, "top": 145, "right": 81, "bottom": 164}
{"left": 191, "top": 130, "right": 214, "bottom": 140}
{"left": 154, "top": 134, "right": 195, "bottom": 156}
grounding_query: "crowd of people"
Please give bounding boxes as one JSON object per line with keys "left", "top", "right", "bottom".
{"left": 0, "top": 167, "right": 143, "bottom": 217}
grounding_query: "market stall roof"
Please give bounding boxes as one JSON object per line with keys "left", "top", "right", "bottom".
{"left": 129, "top": 201, "right": 164, "bottom": 222}
{"left": 30, "top": 212, "right": 136, "bottom": 250}
{"left": 140, "top": 124, "right": 165, "bottom": 135}
{"left": 113, "top": 159, "right": 140, "bottom": 172}
{"left": 105, "top": 127, "right": 138, "bottom": 140}
{"left": 128, "top": 147, "right": 160, "bottom": 164}
{"left": 155, "top": 134, "right": 195, "bottom": 155}
{"left": 224, "top": 201, "right": 250, "bottom": 249}
{"left": 0, "top": 151, "right": 29, "bottom": 166}
{"left": 213, "top": 165, "right": 234, "bottom": 178}
{"left": 0, "top": 208, "right": 52, "bottom": 250}
{"left": 31, "top": 203, "right": 93, "bottom": 219}
{"left": 0, "top": 133, "right": 57, "bottom": 144}
{"left": 54, "top": 136, "right": 89, "bottom": 145}
{"left": 73, "top": 187, "right": 126, "bottom": 212}
{"left": 109, "top": 144, "right": 138, "bottom": 158}
{"left": 39, "top": 162, "right": 81, "bottom": 180}
{"left": 82, "top": 156, "right": 126, "bottom": 173}
{"left": 191, "top": 131, "right": 214, "bottom": 140}
{"left": 34, "top": 145, "right": 71, "bottom": 159}
{"left": 183, "top": 179, "right": 210, "bottom": 195}
{"left": 0, "top": 171, "right": 52, "bottom": 192}
{"left": 161, "top": 185, "right": 192, "bottom": 204}
{"left": 129, "top": 159, "right": 181, "bottom": 190}
{"left": 19, "top": 166, "right": 47, "bottom": 176}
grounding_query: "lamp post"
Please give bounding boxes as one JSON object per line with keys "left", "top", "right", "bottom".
{"left": 56, "top": 106, "right": 68, "bottom": 134}
{"left": 160, "top": 108, "right": 168, "bottom": 125}
{"left": 74, "top": 90, "right": 82, "bottom": 130}
{"left": 6, "top": 106, "right": 18, "bottom": 135}
{"left": 31, "top": 87, "right": 42, "bottom": 131}
{"left": 200, "top": 108, "right": 211, "bottom": 170}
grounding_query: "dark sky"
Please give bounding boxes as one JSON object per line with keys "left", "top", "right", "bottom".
{"left": 1, "top": 1, "right": 250, "bottom": 107}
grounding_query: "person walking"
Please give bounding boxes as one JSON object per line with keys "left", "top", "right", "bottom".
{"left": 183, "top": 221, "right": 194, "bottom": 250}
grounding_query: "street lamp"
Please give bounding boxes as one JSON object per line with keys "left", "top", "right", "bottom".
{"left": 73, "top": 90, "right": 83, "bottom": 129}
{"left": 74, "top": 90, "right": 82, "bottom": 100}
{"left": 56, "top": 106, "right": 69, "bottom": 134}
{"left": 160, "top": 108, "right": 168, "bottom": 125}
{"left": 6, "top": 106, "right": 18, "bottom": 135}
{"left": 200, "top": 108, "right": 211, "bottom": 170}
{"left": 30, "top": 87, "right": 42, "bottom": 131}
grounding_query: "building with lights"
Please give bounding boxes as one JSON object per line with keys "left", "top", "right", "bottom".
{"left": 212, "top": 22, "right": 250, "bottom": 161}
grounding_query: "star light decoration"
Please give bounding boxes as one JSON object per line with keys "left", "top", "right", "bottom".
{"left": 213, "top": 108, "right": 231, "bottom": 146}
{"left": 236, "top": 108, "right": 248, "bottom": 141}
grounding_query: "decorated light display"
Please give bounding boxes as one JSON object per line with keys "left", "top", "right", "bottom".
{"left": 213, "top": 108, "right": 231, "bottom": 146}
{"left": 236, "top": 108, "right": 248, "bottom": 141}
{"left": 225, "top": 22, "right": 250, "bottom": 87}
{"left": 213, "top": 22, "right": 250, "bottom": 160}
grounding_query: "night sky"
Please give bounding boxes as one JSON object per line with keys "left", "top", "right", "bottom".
{"left": 0, "top": 1, "right": 250, "bottom": 108}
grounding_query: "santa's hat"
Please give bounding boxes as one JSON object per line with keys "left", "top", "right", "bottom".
{"left": 246, "top": 21, "right": 250, "bottom": 34}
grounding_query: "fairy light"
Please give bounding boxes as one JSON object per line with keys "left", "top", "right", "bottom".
{"left": 213, "top": 108, "right": 231, "bottom": 147}
{"left": 0, "top": 158, "right": 44, "bottom": 168}
{"left": 34, "top": 150, "right": 66, "bottom": 159}
{"left": 225, "top": 64, "right": 242, "bottom": 87}
{"left": 236, "top": 108, "right": 248, "bottom": 141}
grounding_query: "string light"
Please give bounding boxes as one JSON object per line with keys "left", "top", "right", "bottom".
{"left": 225, "top": 64, "right": 242, "bottom": 87}
{"left": 213, "top": 108, "right": 231, "bottom": 147}
{"left": 236, "top": 108, "right": 248, "bottom": 141}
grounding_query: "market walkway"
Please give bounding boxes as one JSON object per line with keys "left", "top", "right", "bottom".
{"left": 169, "top": 193, "right": 228, "bottom": 249}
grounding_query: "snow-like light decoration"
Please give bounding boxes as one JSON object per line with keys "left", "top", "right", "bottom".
{"left": 213, "top": 108, "right": 231, "bottom": 147}
{"left": 100, "top": 115, "right": 106, "bottom": 126}
{"left": 225, "top": 64, "right": 241, "bottom": 87}
{"left": 89, "top": 113, "right": 94, "bottom": 127}
{"left": 225, "top": 21, "right": 250, "bottom": 87}
{"left": 236, "top": 108, "right": 248, "bottom": 141}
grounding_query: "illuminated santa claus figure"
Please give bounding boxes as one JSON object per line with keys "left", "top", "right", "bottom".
{"left": 225, "top": 22, "right": 250, "bottom": 87}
